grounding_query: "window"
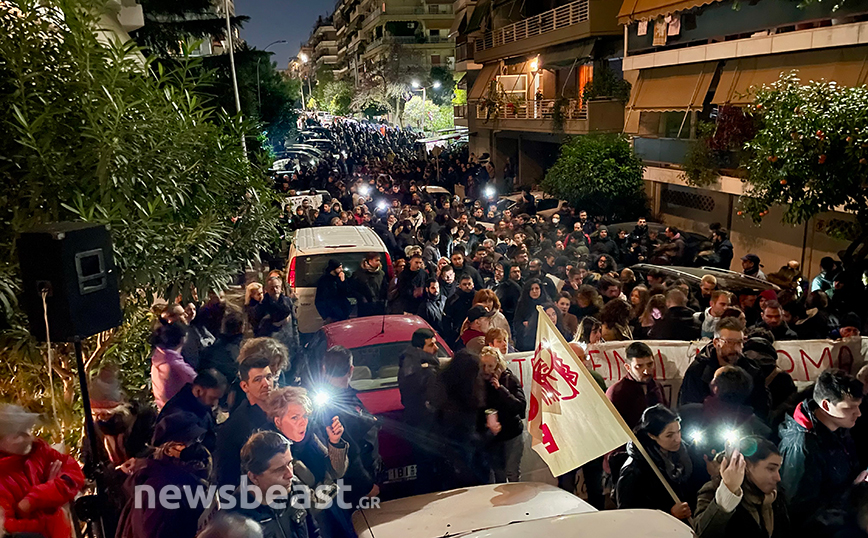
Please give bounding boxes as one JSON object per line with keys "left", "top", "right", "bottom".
{"left": 431, "top": 54, "right": 441, "bottom": 65}
{"left": 496, "top": 74, "right": 527, "bottom": 94}
{"left": 349, "top": 341, "right": 450, "bottom": 391}
{"left": 293, "top": 252, "right": 387, "bottom": 288}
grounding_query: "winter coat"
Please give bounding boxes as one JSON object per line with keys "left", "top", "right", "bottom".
{"left": 150, "top": 346, "right": 197, "bottom": 410}
{"left": 315, "top": 273, "right": 352, "bottom": 323}
{"left": 755, "top": 321, "right": 799, "bottom": 341}
{"left": 606, "top": 375, "right": 668, "bottom": 430}
{"left": 398, "top": 345, "right": 441, "bottom": 427}
{"left": 714, "top": 239, "right": 734, "bottom": 270}
{"left": 157, "top": 383, "right": 218, "bottom": 452}
{"left": 483, "top": 369, "right": 526, "bottom": 442}
{"left": 778, "top": 399, "right": 860, "bottom": 525}
{"left": 678, "top": 343, "right": 771, "bottom": 420}
{"left": 395, "top": 268, "right": 428, "bottom": 316}
{"left": 694, "top": 477, "right": 790, "bottom": 538}
{"left": 616, "top": 438, "right": 693, "bottom": 515}
{"left": 417, "top": 292, "right": 447, "bottom": 334}
{"left": 255, "top": 294, "right": 301, "bottom": 358}
{"left": 181, "top": 323, "right": 214, "bottom": 370}
{"left": 495, "top": 280, "right": 522, "bottom": 324}
{"left": 460, "top": 328, "right": 487, "bottom": 354}
{"left": 649, "top": 306, "right": 699, "bottom": 341}
{"left": 117, "top": 456, "right": 206, "bottom": 538}
{"left": 226, "top": 487, "right": 314, "bottom": 538}
{"left": 214, "top": 399, "right": 270, "bottom": 488}
{"left": 350, "top": 267, "right": 387, "bottom": 317}
{"left": 444, "top": 289, "right": 475, "bottom": 345}
{"left": 453, "top": 263, "right": 485, "bottom": 292}
{"left": 0, "top": 439, "right": 85, "bottom": 538}
{"left": 743, "top": 336, "right": 797, "bottom": 414}
{"left": 199, "top": 333, "right": 242, "bottom": 386}
{"left": 694, "top": 308, "right": 721, "bottom": 340}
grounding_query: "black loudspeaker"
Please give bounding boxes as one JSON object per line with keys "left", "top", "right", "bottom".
{"left": 17, "top": 223, "right": 123, "bottom": 342}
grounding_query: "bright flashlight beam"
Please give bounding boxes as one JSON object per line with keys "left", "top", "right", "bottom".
{"left": 722, "top": 429, "right": 739, "bottom": 445}
{"left": 359, "top": 185, "right": 370, "bottom": 196}
{"left": 377, "top": 200, "right": 388, "bottom": 211}
{"left": 484, "top": 186, "right": 496, "bottom": 199}
{"left": 690, "top": 430, "right": 704, "bottom": 444}
{"left": 313, "top": 391, "right": 330, "bottom": 407}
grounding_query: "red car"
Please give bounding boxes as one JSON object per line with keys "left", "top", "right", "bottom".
{"left": 305, "top": 315, "right": 453, "bottom": 499}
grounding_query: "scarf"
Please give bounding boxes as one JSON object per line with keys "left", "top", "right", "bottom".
{"left": 649, "top": 443, "right": 692, "bottom": 485}
{"left": 742, "top": 479, "right": 777, "bottom": 536}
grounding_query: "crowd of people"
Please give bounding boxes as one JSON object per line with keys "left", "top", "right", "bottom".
{"left": 2, "top": 115, "right": 868, "bottom": 538}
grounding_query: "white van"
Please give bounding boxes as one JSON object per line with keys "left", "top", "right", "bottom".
{"left": 287, "top": 226, "right": 393, "bottom": 334}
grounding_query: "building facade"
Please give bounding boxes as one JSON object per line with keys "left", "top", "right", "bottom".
{"left": 618, "top": 0, "right": 867, "bottom": 272}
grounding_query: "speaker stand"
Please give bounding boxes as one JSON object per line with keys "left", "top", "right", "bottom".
{"left": 74, "top": 338, "right": 106, "bottom": 538}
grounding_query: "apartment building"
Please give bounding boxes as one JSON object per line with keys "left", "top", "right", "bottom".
{"left": 310, "top": 16, "right": 339, "bottom": 75}
{"left": 619, "top": 0, "right": 867, "bottom": 271}
{"left": 315, "top": 0, "right": 456, "bottom": 86}
{"left": 456, "top": 0, "right": 626, "bottom": 186}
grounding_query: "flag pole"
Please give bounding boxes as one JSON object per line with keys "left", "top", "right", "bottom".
{"left": 534, "top": 306, "right": 684, "bottom": 507}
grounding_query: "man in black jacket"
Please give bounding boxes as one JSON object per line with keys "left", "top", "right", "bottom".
{"left": 650, "top": 288, "right": 699, "bottom": 341}
{"left": 712, "top": 228, "right": 734, "bottom": 270}
{"left": 394, "top": 254, "right": 428, "bottom": 315}
{"left": 199, "top": 309, "right": 244, "bottom": 388}
{"left": 678, "top": 317, "right": 771, "bottom": 420}
{"left": 443, "top": 275, "right": 476, "bottom": 345}
{"left": 398, "top": 329, "right": 441, "bottom": 494}
{"left": 779, "top": 369, "right": 863, "bottom": 526}
{"left": 214, "top": 356, "right": 275, "bottom": 488}
{"left": 451, "top": 248, "right": 485, "bottom": 291}
{"left": 350, "top": 252, "right": 387, "bottom": 317}
{"left": 417, "top": 278, "right": 446, "bottom": 334}
{"left": 315, "top": 259, "right": 353, "bottom": 324}
{"left": 755, "top": 300, "right": 799, "bottom": 341}
{"left": 157, "top": 369, "right": 227, "bottom": 452}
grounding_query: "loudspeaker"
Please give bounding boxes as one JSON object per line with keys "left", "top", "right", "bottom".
{"left": 17, "top": 222, "right": 123, "bottom": 342}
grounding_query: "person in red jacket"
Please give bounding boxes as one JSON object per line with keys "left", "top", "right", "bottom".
{"left": 0, "top": 404, "right": 85, "bottom": 538}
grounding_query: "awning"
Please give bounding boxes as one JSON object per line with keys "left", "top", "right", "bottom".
{"left": 449, "top": 11, "right": 466, "bottom": 38}
{"left": 465, "top": 0, "right": 490, "bottom": 33}
{"left": 617, "top": 0, "right": 725, "bottom": 24}
{"left": 627, "top": 62, "right": 716, "bottom": 112}
{"left": 541, "top": 40, "right": 596, "bottom": 68}
{"left": 712, "top": 47, "right": 868, "bottom": 106}
{"left": 469, "top": 63, "right": 499, "bottom": 100}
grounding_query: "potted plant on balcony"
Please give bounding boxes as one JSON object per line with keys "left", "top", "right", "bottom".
{"left": 581, "top": 65, "right": 632, "bottom": 103}
{"left": 683, "top": 106, "right": 756, "bottom": 187}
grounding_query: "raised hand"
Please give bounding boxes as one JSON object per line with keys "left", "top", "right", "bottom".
{"left": 326, "top": 415, "right": 344, "bottom": 444}
{"left": 721, "top": 448, "right": 746, "bottom": 495}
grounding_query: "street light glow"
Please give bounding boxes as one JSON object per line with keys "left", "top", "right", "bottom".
{"left": 412, "top": 80, "right": 420, "bottom": 88}
{"left": 299, "top": 52, "right": 308, "bottom": 63}
{"left": 433, "top": 81, "right": 441, "bottom": 89}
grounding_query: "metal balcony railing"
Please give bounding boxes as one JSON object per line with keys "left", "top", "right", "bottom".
{"left": 475, "top": 0, "right": 590, "bottom": 53}
{"left": 474, "top": 99, "right": 588, "bottom": 121}
{"left": 456, "top": 42, "right": 473, "bottom": 61}
{"left": 454, "top": 104, "right": 468, "bottom": 118}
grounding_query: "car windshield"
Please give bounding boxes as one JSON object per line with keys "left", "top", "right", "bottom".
{"left": 537, "top": 199, "right": 559, "bottom": 211}
{"left": 294, "top": 252, "right": 386, "bottom": 288}
{"left": 350, "top": 341, "right": 449, "bottom": 392}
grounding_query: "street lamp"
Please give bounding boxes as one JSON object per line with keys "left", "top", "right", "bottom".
{"left": 410, "top": 80, "right": 443, "bottom": 131}
{"left": 299, "top": 53, "right": 313, "bottom": 109}
{"left": 257, "top": 39, "right": 287, "bottom": 110}
{"left": 223, "top": 0, "right": 245, "bottom": 153}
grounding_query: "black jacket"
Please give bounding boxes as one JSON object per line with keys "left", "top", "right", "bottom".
{"left": 453, "top": 263, "right": 485, "bottom": 292}
{"left": 743, "top": 336, "right": 797, "bottom": 414}
{"left": 395, "top": 267, "right": 428, "bottom": 315}
{"left": 714, "top": 239, "right": 734, "bottom": 270}
{"left": 199, "top": 333, "right": 242, "bottom": 387}
{"left": 227, "top": 488, "right": 315, "bottom": 538}
{"left": 649, "top": 306, "right": 699, "bottom": 341}
{"left": 315, "top": 273, "right": 352, "bottom": 322}
{"left": 350, "top": 267, "right": 387, "bottom": 317}
{"left": 214, "top": 399, "right": 270, "bottom": 488}
{"left": 417, "top": 292, "right": 447, "bottom": 334}
{"left": 616, "top": 439, "right": 693, "bottom": 514}
{"left": 157, "top": 384, "right": 218, "bottom": 452}
{"left": 495, "top": 279, "right": 522, "bottom": 324}
{"left": 678, "top": 343, "right": 771, "bottom": 420}
{"left": 755, "top": 320, "right": 799, "bottom": 341}
{"left": 444, "top": 289, "right": 475, "bottom": 345}
{"left": 779, "top": 399, "right": 861, "bottom": 525}
{"left": 483, "top": 370, "right": 526, "bottom": 442}
{"left": 398, "top": 346, "right": 441, "bottom": 427}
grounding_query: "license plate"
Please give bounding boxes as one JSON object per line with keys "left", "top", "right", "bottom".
{"left": 385, "top": 465, "right": 417, "bottom": 483}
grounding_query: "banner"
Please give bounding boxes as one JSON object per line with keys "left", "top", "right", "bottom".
{"left": 510, "top": 337, "right": 868, "bottom": 406}
{"left": 528, "top": 307, "right": 632, "bottom": 476}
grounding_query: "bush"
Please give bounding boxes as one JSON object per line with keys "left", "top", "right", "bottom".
{"left": 541, "top": 134, "right": 647, "bottom": 222}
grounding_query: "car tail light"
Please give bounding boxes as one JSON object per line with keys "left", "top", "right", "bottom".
{"left": 385, "top": 252, "right": 394, "bottom": 279}
{"left": 288, "top": 257, "right": 297, "bottom": 289}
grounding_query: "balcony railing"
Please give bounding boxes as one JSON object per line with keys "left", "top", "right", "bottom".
{"left": 367, "top": 35, "right": 455, "bottom": 49}
{"left": 456, "top": 42, "right": 473, "bottom": 62}
{"left": 475, "top": 0, "right": 589, "bottom": 53}
{"left": 454, "top": 104, "right": 468, "bottom": 118}
{"left": 475, "top": 99, "right": 588, "bottom": 121}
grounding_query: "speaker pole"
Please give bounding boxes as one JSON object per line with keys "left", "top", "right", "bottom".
{"left": 74, "top": 338, "right": 106, "bottom": 538}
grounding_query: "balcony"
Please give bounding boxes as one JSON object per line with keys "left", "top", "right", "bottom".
{"left": 456, "top": 42, "right": 473, "bottom": 62}
{"left": 365, "top": 34, "right": 455, "bottom": 52}
{"left": 454, "top": 104, "right": 468, "bottom": 118}
{"left": 473, "top": 0, "right": 619, "bottom": 64}
{"left": 633, "top": 137, "right": 691, "bottom": 165}
{"left": 363, "top": 4, "right": 454, "bottom": 30}
{"left": 472, "top": 98, "right": 623, "bottom": 135}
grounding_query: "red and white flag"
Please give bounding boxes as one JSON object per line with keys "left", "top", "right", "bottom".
{"left": 528, "top": 306, "right": 632, "bottom": 476}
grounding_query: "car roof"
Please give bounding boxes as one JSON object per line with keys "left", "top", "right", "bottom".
{"left": 352, "top": 483, "right": 595, "bottom": 538}
{"left": 457, "top": 509, "right": 693, "bottom": 538}
{"left": 294, "top": 226, "right": 384, "bottom": 253}
{"left": 322, "top": 315, "right": 446, "bottom": 350}
{"left": 630, "top": 263, "right": 780, "bottom": 291}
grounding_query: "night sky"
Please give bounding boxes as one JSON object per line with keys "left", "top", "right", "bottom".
{"left": 238, "top": 0, "right": 333, "bottom": 69}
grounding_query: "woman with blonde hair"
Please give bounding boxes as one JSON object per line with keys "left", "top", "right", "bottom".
{"left": 244, "top": 282, "right": 264, "bottom": 332}
{"left": 264, "top": 386, "right": 351, "bottom": 535}
{"left": 479, "top": 346, "right": 526, "bottom": 483}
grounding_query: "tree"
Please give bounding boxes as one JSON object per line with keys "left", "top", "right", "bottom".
{"left": 429, "top": 65, "right": 454, "bottom": 106}
{"left": 132, "top": 0, "right": 248, "bottom": 58}
{"left": 351, "top": 42, "right": 427, "bottom": 124}
{"left": 311, "top": 69, "right": 352, "bottom": 116}
{"left": 541, "top": 134, "right": 647, "bottom": 222}
{"left": 742, "top": 72, "right": 868, "bottom": 263}
{"left": 0, "top": 0, "right": 277, "bottom": 443}
{"left": 404, "top": 95, "right": 439, "bottom": 131}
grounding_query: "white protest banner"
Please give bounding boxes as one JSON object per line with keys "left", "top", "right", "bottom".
{"left": 510, "top": 337, "right": 867, "bottom": 406}
{"left": 528, "top": 307, "right": 632, "bottom": 476}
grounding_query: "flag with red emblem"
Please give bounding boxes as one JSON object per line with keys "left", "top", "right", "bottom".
{"left": 528, "top": 306, "right": 632, "bottom": 476}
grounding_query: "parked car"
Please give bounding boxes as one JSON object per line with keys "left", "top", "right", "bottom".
{"left": 287, "top": 226, "right": 393, "bottom": 334}
{"left": 606, "top": 222, "right": 712, "bottom": 265}
{"left": 300, "top": 126, "right": 333, "bottom": 140}
{"left": 457, "top": 509, "right": 694, "bottom": 538}
{"left": 352, "top": 482, "right": 595, "bottom": 538}
{"left": 496, "top": 191, "right": 567, "bottom": 219}
{"left": 630, "top": 263, "right": 781, "bottom": 297}
{"left": 305, "top": 314, "right": 452, "bottom": 499}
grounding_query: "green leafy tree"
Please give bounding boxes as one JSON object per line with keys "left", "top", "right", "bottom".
{"left": 0, "top": 0, "right": 277, "bottom": 444}
{"left": 541, "top": 134, "right": 647, "bottom": 222}
{"left": 132, "top": 0, "right": 248, "bottom": 58}
{"left": 351, "top": 42, "right": 426, "bottom": 124}
{"left": 742, "top": 72, "right": 868, "bottom": 262}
